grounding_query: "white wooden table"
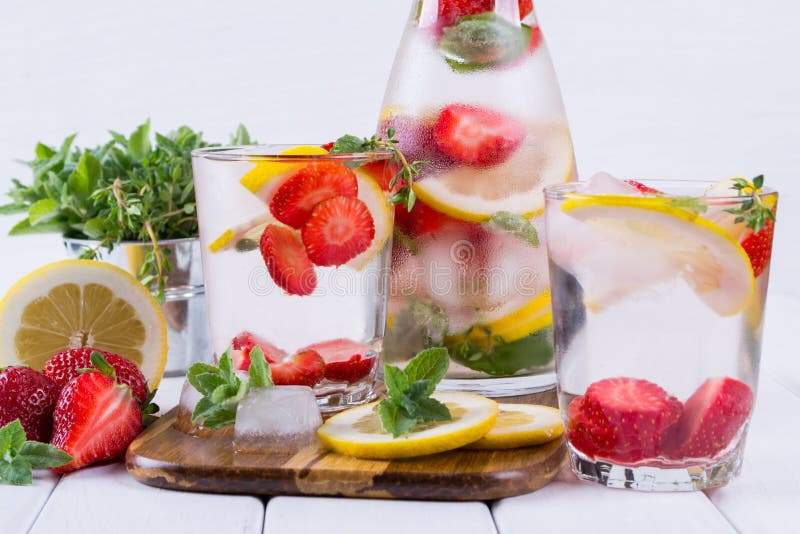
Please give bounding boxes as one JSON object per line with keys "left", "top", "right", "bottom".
{"left": 2, "top": 293, "right": 797, "bottom": 534}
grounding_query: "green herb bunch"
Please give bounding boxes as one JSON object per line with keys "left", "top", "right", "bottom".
{"left": 0, "top": 120, "right": 253, "bottom": 300}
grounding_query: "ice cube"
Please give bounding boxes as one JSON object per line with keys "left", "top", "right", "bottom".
{"left": 175, "top": 379, "right": 204, "bottom": 435}
{"left": 582, "top": 172, "right": 640, "bottom": 195}
{"left": 234, "top": 386, "right": 323, "bottom": 454}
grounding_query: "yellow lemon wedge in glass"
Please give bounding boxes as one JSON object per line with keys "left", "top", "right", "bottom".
{"left": 413, "top": 124, "right": 574, "bottom": 222}
{"left": 559, "top": 195, "right": 755, "bottom": 317}
{"left": 317, "top": 393, "right": 498, "bottom": 459}
{"left": 0, "top": 260, "right": 168, "bottom": 390}
{"left": 464, "top": 404, "right": 563, "bottom": 450}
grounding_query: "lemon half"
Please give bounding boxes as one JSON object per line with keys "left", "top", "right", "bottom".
{"left": 0, "top": 260, "right": 168, "bottom": 390}
{"left": 465, "top": 404, "right": 563, "bottom": 450}
{"left": 318, "top": 392, "right": 498, "bottom": 459}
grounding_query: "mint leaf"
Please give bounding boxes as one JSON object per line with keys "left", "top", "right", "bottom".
{"left": 248, "top": 346, "right": 273, "bottom": 388}
{"left": 0, "top": 456, "right": 32, "bottom": 486}
{"left": 414, "top": 397, "right": 452, "bottom": 422}
{"left": 383, "top": 365, "right": 408, "bottom": 397}
{"left": 330, "top": 135, "right": 369, "bottom": 154}
{"left": 377, "top": 348, "right": 451, "bottom": 437}
{"left": 487, "top": 211, "right": 539, "bottom": 246}
{"left": 669, "top": 197, "right": 708, "bottom": 215}
{"left": 404, "top": 347, "right": 449, "bottom": 394}
{"left": 439, "top": 14, "right": 531, "bottom": 73}
{"left": 201, "top": 407, "right": 237, "bottom": 429}
{"left": 18, "top": 442, "right": 73, "bottom": 469}
{"left": 0, "top": 419, "right": 26, "bottom": 457}
{"left": 28, "top": 199, "right": 58, "bottom": 225}
{"left": 187, "top": 345, "right": 256, "bottom": 429}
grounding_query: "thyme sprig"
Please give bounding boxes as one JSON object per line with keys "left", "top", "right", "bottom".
{"left": 724, "top": 175, "right": 775, "bottom": 234}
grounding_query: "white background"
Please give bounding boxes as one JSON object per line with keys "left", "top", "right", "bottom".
{"left": 0, "top": 0, "right": 797, "bottom": 299}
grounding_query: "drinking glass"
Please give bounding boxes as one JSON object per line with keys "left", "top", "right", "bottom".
{"left": 545, "top": 178, "right": 777, "bottom": 490}
{"left": 192, "top": 146, "right": 394, "bottom": 410}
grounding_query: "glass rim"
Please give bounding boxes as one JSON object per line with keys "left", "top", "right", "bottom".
{"left": 544, "top": 179, "right": 778, "bottom": 203}
{"left": 191, "top": 144, "right": 393, "bottom": 162}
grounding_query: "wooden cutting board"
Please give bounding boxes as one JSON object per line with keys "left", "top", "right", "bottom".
{"left": 125, "top": 390, "right": 566, "bottom": 500}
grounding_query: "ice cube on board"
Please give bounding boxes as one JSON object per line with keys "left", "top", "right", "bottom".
{"left": 234, "top": 386, "right": 323, "bottom": 454}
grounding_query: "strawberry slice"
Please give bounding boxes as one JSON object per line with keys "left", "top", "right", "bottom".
{"left": 43, "top": 347, "right": 148, "bottom": 403}
{"left": 666, "top": 377, "right": 753, "bottom": 459}
{"left": 50, "top": 372, "right": 142, "bottom": 473}
{"left": 740, "top": 217, "right": 774, "bottom": 277}
{"left": 624, "top": 180, "right": 663, "bottom": 195}
{"left": 260, "top": 224, "right": 317, "bottom": 296}
{"left": 230, "top": 332, "right": 287, "bottom": 370}
{"left": 302, "top": 196, "right": 375, "bottom": 267}
{"left": 270, "top": 350, "right": 326, "bottom": 387}
{"left": 320, "top": 141, "right": 335, "bottom": 152}
{"left": 269, "top": 162, "right": 358, "bottom": 229}
{"left": 433, "top": 104, "right": 526, "bottom": 166}
{"left": 301, "top": 339, "right": 378, "bottom": 383}
{"left": 572, "top": 377, "right": 683, "bottom": 463}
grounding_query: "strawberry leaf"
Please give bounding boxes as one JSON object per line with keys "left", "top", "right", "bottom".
{"left": 89, "top": 351, "right": 117, "bottom": 380}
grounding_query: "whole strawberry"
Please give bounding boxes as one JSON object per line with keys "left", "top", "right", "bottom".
{"left": 44, "top": 347, "right": 148, "bottom": 403}
{"left": 50, "top": 353, "right": 143, "bottom": 473}
{"left": 0, "top": 367, "right": 60, "bottom": 442}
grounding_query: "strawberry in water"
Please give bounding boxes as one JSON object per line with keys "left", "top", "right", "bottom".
{"left": 437, "top": 0, "right": 534, "bottom": 26}
{"left": 624, "top": 180, "right": 663, "bottom": 195}
{"left": 230, "top": 332, "right": 288, "bottom": 370}
{"left": 571, "top": 378, "right": 683, "bottom": 463}
{"left": 667, "top": 377, "right": 753, "bottom": 459}
{"left": 741, "top": 217, "right": 774, "bottom": 277}
{"left": 302, "top": 196, "right": 375, "bottom": 267}
{"left": 301, "top": 339, "right": 377, "bottom": 384}
{"left": 0, "top": 366, "right": 60, "bottom": 442}
{"left": 260, "top": 224, "right": 318, "bottom": 296}
{"left": 269, "top": 350, "right": 326, "bottom": 387}
{"left": 433, "top": 104, "right": 526, "bottom": 166}
{"left": 43, "top": 347, "right": 148, "bottom": 403}
{"left": 50, "top": 354, "right": 143, "bottom": 473}
{"left": 269, "top": 162, "right": 358, "bottom": 229}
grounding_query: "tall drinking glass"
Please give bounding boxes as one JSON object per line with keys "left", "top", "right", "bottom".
{"left": 546, "top": 177, "right": 777, "bottom": 490}
{"left": 192, "top": 146, "right": 394, "bottom": 410}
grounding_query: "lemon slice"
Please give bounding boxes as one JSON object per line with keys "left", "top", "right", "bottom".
{"left": 561, "top": 195, "right": 755, "bottom": 316}
{"left": 318, "top": 392, "right": 498, "bottom": 459}
{"left": 0, "top": 260, "right": 168, "bottom": 390}
{"left": 465, "top": 404, "right": 563, "bottom": 449}
{"left": 207, "top": 214, "right": 273, "bottom": 253}
{"left": 346, "top": 169, "right": 393, "bottom": 270}
{"left": 239, "top": 145, "right": 329, "bottom": 198}
{"left": 470, "top": 291, "right": 552, "bottom": 345}
{"left": 413, "top": 123, "right": 574, "bottom": 222}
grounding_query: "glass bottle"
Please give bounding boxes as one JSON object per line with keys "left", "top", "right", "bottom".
{"left": 379, "top": 0, "right": 575, "bottom": 396}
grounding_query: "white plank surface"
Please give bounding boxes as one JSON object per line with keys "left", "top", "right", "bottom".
{"left": 706, "top": 377, "right": 800, "bottom": 534}
{"left": 30, "top": 463, "right": 264, "bottom": 534}
{"left": 492, "top": 468, "right": 735, "bottom": 534}
{"left": 0, "top": 470, "right": 59, "bottom": 533}
{"left": 264, "top": 496, "right": 497, "bottom": 534}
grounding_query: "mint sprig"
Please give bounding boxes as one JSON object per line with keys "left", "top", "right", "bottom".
{"left": 378, "top": 348, "right": 452, "bottom": 438}
{"left": 186, "top": 346, "right": 272, "bottom": 429}
{"left": 724, "top": 175, "right": 775, "bottom": 234}
{"left": 485, "top": 211, "right": 539, "bottom": 246}
{"left": 0, "top": 420, "right": 72, "bottom": 485}
{"left": 330, "top": 130, "right": 427, "bottom": 212}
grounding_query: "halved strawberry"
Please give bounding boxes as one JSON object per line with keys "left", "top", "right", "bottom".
{"left": 574, "top": 377, "right": 683, "bottom": 463}
{"left": 666, "top": 377, "right": 753, "bottom": 459}
{"left": 433, "top": 104, "right": 526, "bottom": 166}
{"left": 50, "top": 371, "right": 142, "bottom": 473}
{"left": 270, "top": 350, "right": 326, "bottom": 387}
{"left": 300, "top": 339, "right": 377, "bottom": 383}
{"left": 269, "top": 162, "right": 358, "bottom": 229}
{"left": 741, "top": 218, "right": 774, "bottom": 277}
{"left": 230, "top": 332, "right": 287, "bottom": 370}
{"left": 44, "top": 347, "right": 148, "bottom": 403}
{"left": 260, "top": 224, "right": 318, "bottom": 296}
{"left": 624, "top": 180, "right": 663, "bottom": 195}
{"left": 302, "top": 196, "right": 375, "bottom": 267}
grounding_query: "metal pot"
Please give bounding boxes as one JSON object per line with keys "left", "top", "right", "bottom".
{"left": 63, "top": 237, "right": 211, "bottom": 375}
